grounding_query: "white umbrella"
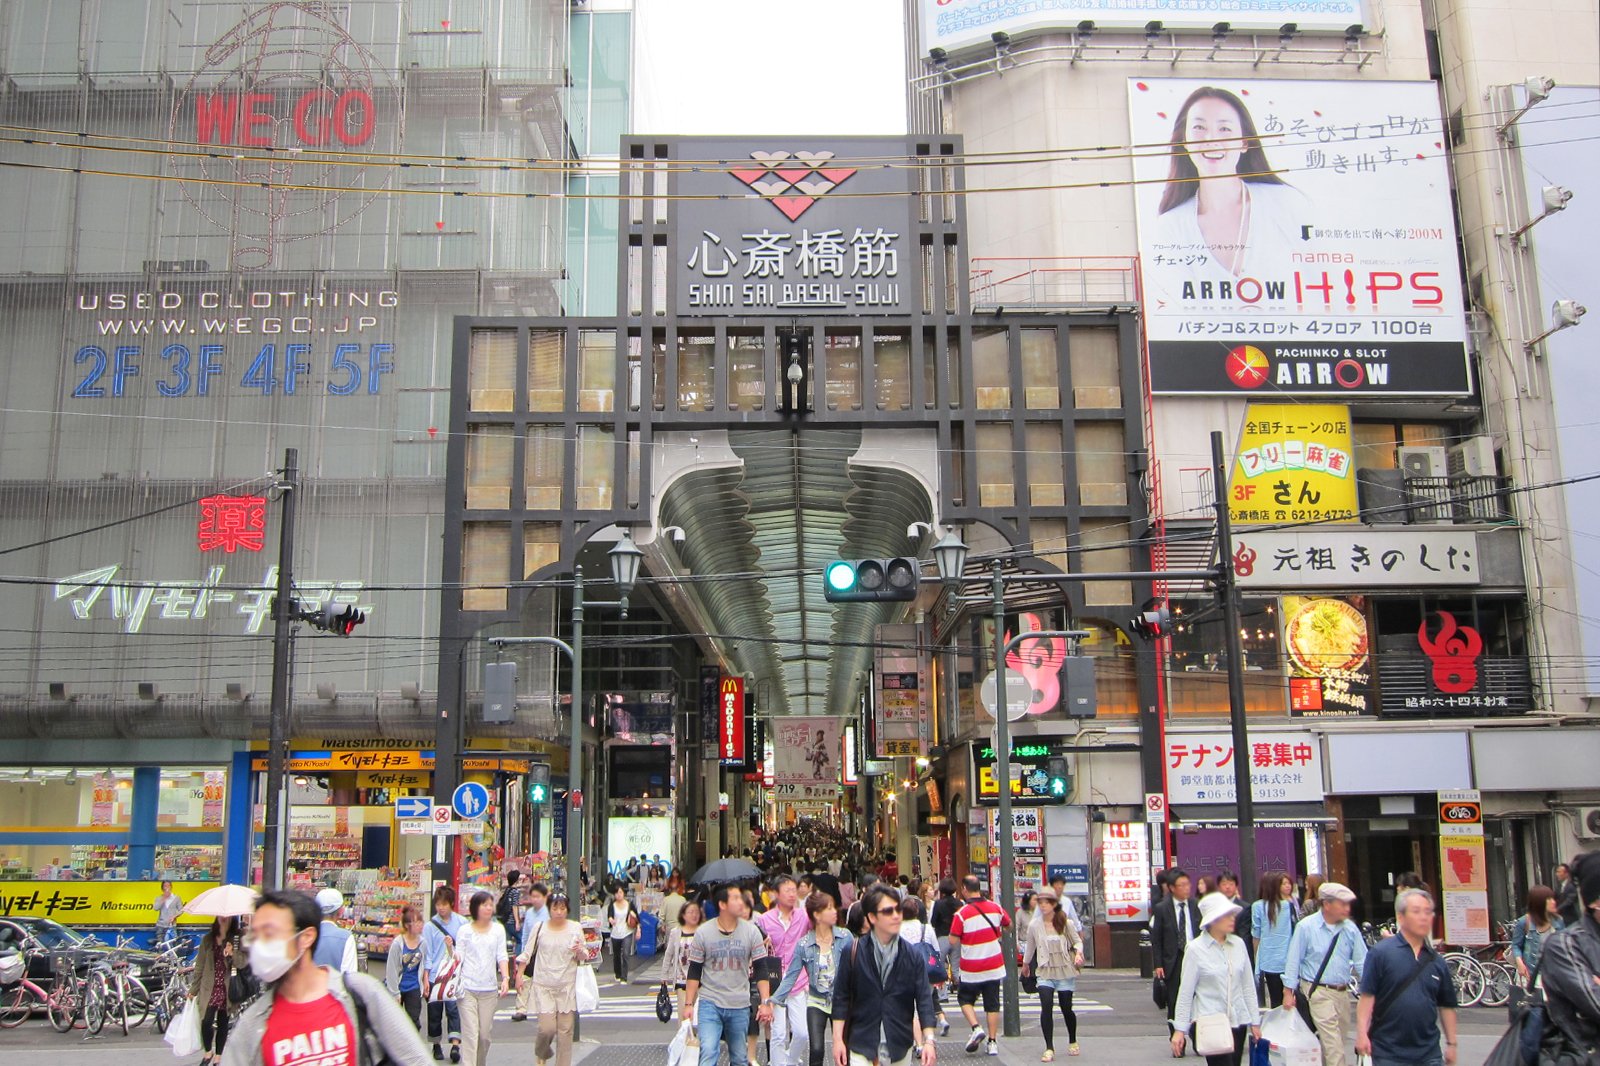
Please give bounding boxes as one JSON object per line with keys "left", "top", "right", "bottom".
{"left": 183, "top": 883, "right": 259, "bottom": 917}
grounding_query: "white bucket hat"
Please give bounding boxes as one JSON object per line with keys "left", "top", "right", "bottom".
{"left": 1197, "top": 891, "right": 1242, "bottom": 931}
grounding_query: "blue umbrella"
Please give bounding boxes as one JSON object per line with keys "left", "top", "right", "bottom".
{"left": 688, "top": 858, "right": 762, "bottom": 885}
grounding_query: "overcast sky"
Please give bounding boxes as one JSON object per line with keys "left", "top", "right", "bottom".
{"left": 633, "top": 0, "right": 908, "bottom": 136}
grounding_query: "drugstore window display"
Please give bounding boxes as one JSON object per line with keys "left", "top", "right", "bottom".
{"left": 0, "top": 766, "right": 226, "bottom": 881}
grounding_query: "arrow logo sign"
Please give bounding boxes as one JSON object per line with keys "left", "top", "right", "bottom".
{"left": 395, "top": 797, "right": 432, "bottom": 820}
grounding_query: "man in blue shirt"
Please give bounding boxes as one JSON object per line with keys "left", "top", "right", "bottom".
{"left": 422, "top": 885, "right": 468, "bottom": 1062}
{"left": 1356, "top": 888, "right": 1457, "bottom": 1066}
{"left": 1283, "top": 883, "right": 1368, "bottom": 1066}
{"left": 511, "top": 883, "right": 551, "bottom": 1022}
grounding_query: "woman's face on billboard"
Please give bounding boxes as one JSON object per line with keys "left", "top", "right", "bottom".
{"left": 1182, "top": 96, "right": 1246, "bottom": 177}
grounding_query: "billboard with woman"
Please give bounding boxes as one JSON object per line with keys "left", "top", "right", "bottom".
{"left": 1128, "top": 78, "right": 1472, "bottom": 397}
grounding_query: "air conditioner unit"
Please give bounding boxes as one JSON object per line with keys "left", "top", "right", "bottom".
{"left": 1449, "top": 435, "right": 1498, "bottom": 478}
{"left": 1578, "top": 806, "right": 1600, "bottom": 841}
{"left": 1398, "top": 446, "right": 1448, "bottom": 479}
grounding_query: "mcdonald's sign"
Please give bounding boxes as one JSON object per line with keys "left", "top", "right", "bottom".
{"left": 719, "top": 676, "right": 746, "bottom": 765}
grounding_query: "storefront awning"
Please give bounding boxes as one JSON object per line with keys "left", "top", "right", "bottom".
{"left": 1171, "top": 803, "right": 1335, "bottom": 829}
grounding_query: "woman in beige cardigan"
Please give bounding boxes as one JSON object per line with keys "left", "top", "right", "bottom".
{"left": 1021, "top": 890, "right": 1085, "bottom": 1061}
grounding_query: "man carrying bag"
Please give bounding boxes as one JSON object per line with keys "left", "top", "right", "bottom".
{"left": 1283, "top": 884, "right": 1367, "bottom": 1066}
{"left": 1355, "top": 889, "right": 1457, "bottom": 1066}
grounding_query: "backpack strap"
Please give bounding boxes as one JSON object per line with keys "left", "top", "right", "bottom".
{"left": 346, "top": 977, "right": 391, "bottom": 1066}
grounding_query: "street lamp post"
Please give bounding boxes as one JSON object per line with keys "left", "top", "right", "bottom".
{"left": 988, "top": 561, "right": 1025, "bottom": 1039}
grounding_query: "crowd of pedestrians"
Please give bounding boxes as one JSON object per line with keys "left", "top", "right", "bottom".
{"left": 126, "top": 840, "right": 1600, "bottom": 1066}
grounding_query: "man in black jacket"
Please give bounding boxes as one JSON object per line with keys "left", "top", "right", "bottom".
{"left": 1555, "top": 862, "right": 1582, "bottom": 928}
{"left": 930, "top": 879, "right": 960, "bottom": 1003}
{"left": 1541, "top": 852, "right": 1600, "bottom": 1065}
{"left": 1149, "top": 867, "right": 1203, "bottom": 1037}
{"left": 832, "top": 885, "right": 938, "bottom": 1066}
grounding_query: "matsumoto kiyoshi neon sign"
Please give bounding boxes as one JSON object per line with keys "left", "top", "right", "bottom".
{"left": 52, "top": 564, "right": 368, "bottom": 634}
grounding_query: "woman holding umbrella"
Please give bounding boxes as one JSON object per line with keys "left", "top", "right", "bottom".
{"left": 191, "top": 914, "right": 243, "bottom": 1066}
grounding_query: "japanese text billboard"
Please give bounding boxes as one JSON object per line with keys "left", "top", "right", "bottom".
{"left": 975, "top": 740, "right": 1069, "bottom": 805}
{"left": 924, "top": 1, "right": 1365, "bottom": 54}
{"left": 1164, "top": 731, "right": 1324, "bottom": 804}
{"left": 1100, "top": 822, "right": 1151, "bottom": 923}
{"left": 673, "top": 138, "right": 916, "bottom": 316}
{"left": 773, "top": 718, "right": 842, "bottom": 786}
{"left": 1129, "top": 79, "right": 1472, "bottom": 396}
{"left": 1282, "top": 595, "right": 1372, "bottom": 717}
{"left": 1233, "top": 529, "right": 1481, "bottom": 588}
{"left": 1230, "top": 404, "right": 1357, "bottom": 524}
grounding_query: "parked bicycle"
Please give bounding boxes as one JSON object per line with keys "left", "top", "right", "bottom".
{"left": 0, "top": 942, "right": 96, "bottom": 1031}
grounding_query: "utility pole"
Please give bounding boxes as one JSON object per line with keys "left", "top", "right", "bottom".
{"left": 1211, "top": 430, "right": 1257, "bottom": 886}
{"left": 567, "top": 566, "right": 586, "bottom": 909}
{"left": 262, "top": 447, "right": 298, "bottom": 891}
{"left": 989, "top": 561, "right": 1023, "bottom": 1039}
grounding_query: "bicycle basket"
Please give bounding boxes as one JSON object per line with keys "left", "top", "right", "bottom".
{"left": 0, "top": 953, "right": 24, "bottom": 985}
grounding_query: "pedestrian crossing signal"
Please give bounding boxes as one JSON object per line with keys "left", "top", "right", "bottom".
{"left": 527, "top": 762, "right": 551, "bottom": 805}
{"left": 822, "top": 558, "right": 920, "bottom": 603}
{"left": 1130, "top": 597, "right": 1171, "bottom": 641}
{"left": 1047, "top": 756, "right": 1070, "bottom": 798}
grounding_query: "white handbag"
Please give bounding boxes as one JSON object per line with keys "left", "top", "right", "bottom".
{"left": 1193, "top": 943, "right": 1238, "bottom": 1057}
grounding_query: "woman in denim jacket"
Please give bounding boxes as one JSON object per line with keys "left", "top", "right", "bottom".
{"left": 773, "top": 891, "right": 855, "bottom": 1066}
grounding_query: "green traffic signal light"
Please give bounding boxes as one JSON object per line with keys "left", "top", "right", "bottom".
{"left": 822, "top": 558, "right": 920, "bottom": 603}
{"left": 529, "top": 782, "right": 548, "bottom": 804}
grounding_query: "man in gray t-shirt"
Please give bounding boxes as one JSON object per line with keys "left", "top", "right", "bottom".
{"left": 685, "top": 885, "right": 772, "bottom": 1066}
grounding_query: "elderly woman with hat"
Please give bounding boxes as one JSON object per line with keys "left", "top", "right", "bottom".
{"left": 1021, "top": 888, "right": 1085, "bottom": 1060}
{"left": 1171, "top": 893, "right": 1261, "bottom": 1066}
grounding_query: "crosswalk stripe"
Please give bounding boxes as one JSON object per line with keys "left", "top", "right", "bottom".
{"left": 494, "top": 999, "right": 1115, "bottom": 1022}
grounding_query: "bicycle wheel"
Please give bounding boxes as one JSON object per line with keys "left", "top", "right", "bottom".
{"left": 1481, "top": 962, "right": 1513, "bottom": 1008}
{"left": 153, "top": 983, "right": 179, "bottom": 1034}
{"left": 47, "top": 984, "right": 78, "bottom": 1033}
{"left": 0, "top": 983, "right": 40, "bottom": 1028}
{"left": 1444, "top": 952, "right": 1485, "bottom": 1007}
{"left": 83, "top": 974, "right": 106, "bottom": 1036}
{"left": 124, "top": 978, "right": 150, "bottom": 1029}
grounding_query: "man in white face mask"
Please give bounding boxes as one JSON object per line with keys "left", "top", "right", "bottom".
{"left": 222, "top": 889, "right": 431, "bottom": 1066}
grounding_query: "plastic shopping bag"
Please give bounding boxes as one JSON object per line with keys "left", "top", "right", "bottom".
{"left": 575, "top": 966, "right": 600, "bottom": 1014}
{"left": 1260, "top": 1006, "right": 1321, "bottom": 1066}
{"left": 164, "top": 999, "right": 202, "bottom": 1058}
{"left": 668, "top": 1019, "right": 692, "bottom": 1066}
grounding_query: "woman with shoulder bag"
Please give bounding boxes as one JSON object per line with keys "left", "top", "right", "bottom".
{"left": 606, "top": 883, "right": 639, "bottom": 984}
{"left": 1172, "top": 894, "right": 1261, "bottom": 1066}
{"left": 190, "top": 914, "right": 242, "bottom": 1066}
{"left": 661, "top": 901, "right": 702, "bottom": 1021}
{"left": 515, "top": 894, "right": 591, "bottom": 1066}
{"left": 1023, "top": 890, "right": 1086, "bottom": 1061}
{"left": 1510, "top": 885, "right": 1563, "bottom": 984}
{"left": 386, "top": 904, "right": 428, "bottom": 1029}
{"left": 1251, "top": 872, "right": 1299, "bottom": 1007}
{"left": 773, "top": 892, "right": 854, "bottom": 1066}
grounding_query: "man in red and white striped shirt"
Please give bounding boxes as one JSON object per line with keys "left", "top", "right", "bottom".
{"left": 947, "top": 875, "right": 1011, "bottom": 1056}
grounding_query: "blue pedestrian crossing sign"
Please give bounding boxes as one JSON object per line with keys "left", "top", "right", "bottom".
{"left": 452, "top": 782, "right": 490, "bottom": 820}
{"left": 395, "top": 797, "right": 432, "bottom": 821}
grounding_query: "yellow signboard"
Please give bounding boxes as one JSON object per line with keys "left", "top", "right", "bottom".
{"left": 0, "top": 881, "right": 220, "bottom": 925}
{"left": 249, "top": 753, "right": 527, "bottom": 774}
{"left": 356, "top": 771, "right": 430, "bottom": 790}
{"left": 1230, "top": 404, "right": 1358, "bottom": 524}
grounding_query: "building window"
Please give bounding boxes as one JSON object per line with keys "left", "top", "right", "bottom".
{"left": 463, "top": 523, "right": 511, "bottom": 612}
{"left": 729, "top": 330, "right": 765, "bottom": 411}
{"left": 1165, "top": 598, "right": 1287, "bottom": 715}
{"left": 1077, "top": 519, "right": 1132, "bottom": 607}
{"left": 578, "top": 331, "right": 616, "bottom": 412}
{"left": 1021, "top": 328, "right": 1060, "bottom": 409}
{"left": 469, "top": 329, "right": 516, "bottom": 412}
{"left": 1076, "top": 422, "right": 1127, "bottom": 507}
{"left": 524, "top": 522, "right": 561, "bottom": 577}
{"left": 875, "top": 329, "right": 911, "bottom": 411}
{"left": 577, "top": 426, "right": 616, "bottom": 510}
{"left": 528, "top": 329, "right": 565, "bottom": 412}
{"left": 825, "top": 330, "right": 863, "bottom": 411}
{"left": 973, "top": 327, "right": 1010, "bottom": 409}
{"left": 1026, "top": 423, "right": 1065, "bottom": 506}
{"left": 1031, "top": 517, "right": 1069, "bottom": 573}
{"left": 1068, "top": 328, "right": 1121, "bottom": 409}
{"left": 525, "top": 426, "right": 564, "bottom": 510}
{"left": 465, "top": 424, "right": 514, "bottom": 510}
{"left": 976, "top": 423, "right": 1014, "bottom": 508}
{"left": 677, "top": 330, "right": 714, "bottom": 411}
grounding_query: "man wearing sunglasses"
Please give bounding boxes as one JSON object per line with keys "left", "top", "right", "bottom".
{"left": 831, "top": 886, "right": 938, "bottom": 1066}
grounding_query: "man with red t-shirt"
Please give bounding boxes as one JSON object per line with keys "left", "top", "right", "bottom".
{"left": 223, "top": 889, "right": 430, "bottom": 1066}
{"left": 947, "top": 875, "right": 1011, "bottom": 1057}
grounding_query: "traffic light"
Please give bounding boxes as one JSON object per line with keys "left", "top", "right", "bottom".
{"left": 1130, "top": 597, "right": 1171, "bottom": 641}
{"left": 1046, "top": 756, "right": 1070, "bottom": 799}
{"left": 317, "top": 603, "right": 366, "bottom": 636}
{"left": 527, "top": 762, "right": 551, "bottom": 805}
{"left": 822, "top": 558, "right": 919, "bottom": 603}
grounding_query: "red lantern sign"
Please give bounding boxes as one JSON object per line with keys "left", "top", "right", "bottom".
{"left": 198, "top": 494, "right": 267, "bottom": 553}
